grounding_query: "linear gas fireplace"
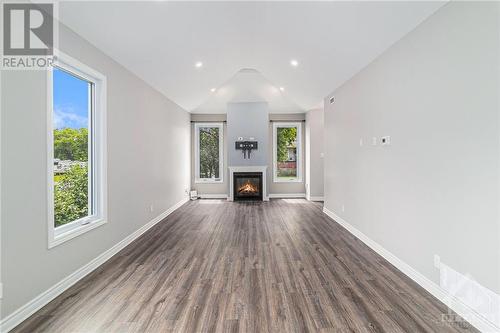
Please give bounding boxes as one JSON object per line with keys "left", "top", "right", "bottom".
{"left": 233, "top": 172, "right": 263, "bottom": 201}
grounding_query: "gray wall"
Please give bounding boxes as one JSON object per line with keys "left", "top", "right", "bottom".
{"left": 306, "top": 108, "right": 324, "bottom": 199}
{"left": 324, "top": 1, "right": 499, "bottom": 294}
{"left": 227, "top": 102, "right": 269, "bottom": 167}
{"left": 190, "top": 114, "right": 228, "bottom": 196}
{"left": 191, "top": 110, "right": 308, "bottom": 196}
{"left": 1, "top": 23, "right": 191, "bottom": 318}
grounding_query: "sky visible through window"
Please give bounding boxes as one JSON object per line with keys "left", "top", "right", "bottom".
{"left": 53, "top": 68, "right": 89, "bottom": 129}
{"left": 52, "top": 68, "right": 91, "bottom": 227}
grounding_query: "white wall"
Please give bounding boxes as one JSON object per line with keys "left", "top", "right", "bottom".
{"left": 324, "top": 0, "right": 499, "bottom": 299}
{"left": 0, "top": 23, "right": 191, "bottom": 319}
{"left": 305, "top": 108, "right": 324, "bottom": 199}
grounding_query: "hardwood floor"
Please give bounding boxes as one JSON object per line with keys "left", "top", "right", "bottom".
{"left": 13, "top": 199, "right": 477, "bottom": 333}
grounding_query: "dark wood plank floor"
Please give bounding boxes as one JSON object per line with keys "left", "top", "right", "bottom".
{"left": 14, "top": 199, "right": 477, "bottom": 333}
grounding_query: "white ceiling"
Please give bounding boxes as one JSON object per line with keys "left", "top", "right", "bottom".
{"left": 59, "top": 1, "right": 445, "bottom": 113}
{"left": 193, "top": 68, "right": 303, "bottom": 114}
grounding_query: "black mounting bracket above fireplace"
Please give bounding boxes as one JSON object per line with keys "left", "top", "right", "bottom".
{"left": 235, "top": 141, "right": 258, "bottom": 159}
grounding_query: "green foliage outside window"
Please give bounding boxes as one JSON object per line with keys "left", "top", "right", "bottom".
{"left": 276, "top": 127, "right": 298, "bottom": 178}
{"left": 54, "top": 164, "right": 89, "bottom": 226}
{"left": 54, "top": 128, "right": 88, "bottom": 161}
{"left": 199, "top": 127, "right": 220, "bottom": 179}
{"left": 277, "top": 127, "right": 297, "bottom": 162}
{"left": 53, "top": 128, "right": 89, "bottom": 227}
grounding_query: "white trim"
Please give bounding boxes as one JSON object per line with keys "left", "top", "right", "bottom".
{"left": 309, "top": 196, "right": 324, "bottom": 201}
{"left": 194, "top": 122, "right": 224, "bottom": 184}
{"left": 268, "top": 193, "right": 306, "bottom": 198}
{"left": 228, "top": 166, "right": 268, "bottom": 201}
{"left": 198, "top": 194, "right": 228, "bottom": 199}
{"left": 47, "top": 51, "right": 108, "bottom": 248}
{"left": 0, "top": 197, "right": 189, "bottom": 333}
{"left": 322, "top": 207, "right": 500, "bottom": 333}
{"left": 273, "top": 122, "right": 303, "bottom": 183}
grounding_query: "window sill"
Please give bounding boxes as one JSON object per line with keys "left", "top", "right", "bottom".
{"left": 195, "top": 179, "right": 224, "bottom": 184}
{"left": 49, "top": 218, "right": 107, "bottom": 249}
{"left": 273, "top": 179, "right": 303, "bottom": 183}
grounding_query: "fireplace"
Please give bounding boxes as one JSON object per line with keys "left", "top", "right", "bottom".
{"left": 233, "top": 172, "right": 263, "bottom": 201}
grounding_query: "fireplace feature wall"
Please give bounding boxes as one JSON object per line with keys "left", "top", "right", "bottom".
{"left": 233, "top": 172, "right": 263, "bottom": 201}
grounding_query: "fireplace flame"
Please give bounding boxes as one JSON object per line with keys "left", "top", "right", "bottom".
{"left": 238, "top": 180, "right": 258, "bottom": 194}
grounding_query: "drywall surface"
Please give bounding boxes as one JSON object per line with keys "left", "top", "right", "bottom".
{"left": 1, "top": 23, "right": 191, "bottom": 318}
{"left": 324, "top": 1, "right": 500, "bottom": 296}
{"left": 227, "top": 102, "right": 269, "bottom": 167}
{"left": 306, "top": 108, "right": 324, "bottom": 199}
{"left": 192, "top": 111, "right": 309, "bottom": 196}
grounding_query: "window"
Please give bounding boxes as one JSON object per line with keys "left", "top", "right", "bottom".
{"left": 273, "top": 122, "right": 302, "bottom": 182}
{"left": 48, "top": 52, "right": 107, "bottom": 248}
{"left": 194, "top": 123, "right": 223, "bottom": 183}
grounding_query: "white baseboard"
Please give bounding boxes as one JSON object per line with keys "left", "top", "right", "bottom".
{"left": 198, "top": 193, "right": 228, "bottom": 199}
{"left": 309, "top": 196, "right": 324, "bottom": 201}
{"left": 323, "top": 207, "right": 500, "bottom": 333}
{"left": 0, "top": 196, "right": 189, "bottom": 333}
{"left": 268, "top": 193, "right": 306, "bottom": 198}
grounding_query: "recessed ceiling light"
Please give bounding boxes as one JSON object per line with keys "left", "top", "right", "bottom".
{"left": 290, "top": 59, "right": 299, "bottom": 67}
{"left": 279, "top": 87, "right": 285, "bottom": 91}
{"left": 211, "top": 88, "right": 216, "bottom": 92}
{"left": 195, "top": 61, "right": 203, "bottom": 68}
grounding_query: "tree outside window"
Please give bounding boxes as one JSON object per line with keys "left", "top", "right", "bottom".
{"left": 199, "top": 126, "right": 220, "bottom": 179}
{"left": 276, "top": 126, "right": 298, "bottom": 178}
{"left": 195, "top": 123, "right": 223, "bottom": 182}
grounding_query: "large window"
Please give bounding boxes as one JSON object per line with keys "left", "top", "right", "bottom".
{"left": 273, "top": 122, "right": 302, "bottom": 182}
{"left": 194, "top": 123, "right": 223, "bottom": 183}
{"left": 48, "top": 52, "right": 107, "bottom": 248}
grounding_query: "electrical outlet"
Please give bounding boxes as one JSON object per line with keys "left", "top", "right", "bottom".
{"left": 381, "top": 136, "right": 391, "bottom": 146}
{"left": 371, "top": 137, "right": 377, "bottom": 146}
{"left": 359, "top": 138, "right": 363, "bottom": 147}
{"left": 434, "top": 255, "right": 441, "bottom": 269}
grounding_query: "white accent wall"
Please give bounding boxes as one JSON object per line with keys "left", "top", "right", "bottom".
{"left": 324, "top": 0, "right": 499, "bottom": 300}
{"left": 0, "top": 23, "right": 191, "bottom": 320}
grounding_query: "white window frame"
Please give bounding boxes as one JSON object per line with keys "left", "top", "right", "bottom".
{"left": 273, "top": 122, "right": 303, "bottom": 183}
{"left": 194, "top": 122, "right": 224, "bottom": 184}
{"left": 47, "top": 51, "right": 107, "bottom": 248}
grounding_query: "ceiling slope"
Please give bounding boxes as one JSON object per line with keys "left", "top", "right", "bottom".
{"left": 59, "top": 1, "right": 445, "bottom": 113}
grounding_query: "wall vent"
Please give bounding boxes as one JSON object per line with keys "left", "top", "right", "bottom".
{"left": 329, "top": 96, "right": 335, "bottom": 104}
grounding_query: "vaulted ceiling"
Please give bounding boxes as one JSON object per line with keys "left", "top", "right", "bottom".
{"left": 59, "top": 1, "right": 445, "bottom": 113}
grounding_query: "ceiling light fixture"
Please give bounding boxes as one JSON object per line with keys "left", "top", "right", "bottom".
{"left": 290, "top": 59, "right": 299, "bottom": 67}
{"left": 195, "top": 61, "right": 203, "bottom": 68}
{"left": 211, "top": 88, "right": 216, "bottom": 92}
{"left": 279, "top": 87, "right": 285, "bottom": 92}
